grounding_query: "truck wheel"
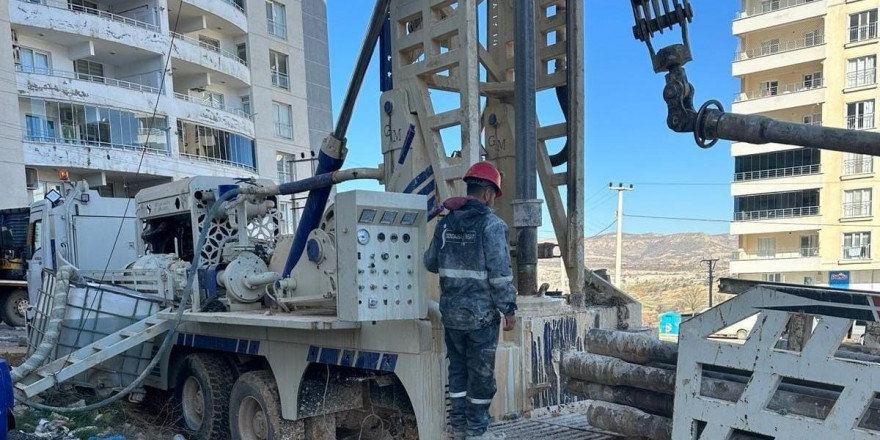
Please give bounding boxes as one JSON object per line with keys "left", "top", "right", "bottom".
{"left": 174, "top": 353, "right": 234, "bottom": 439}
{"left": 1, "top": 289, "right": 28, "bottom": 328}
{"left": 230, "top": 370, "right": 282, "bottom": 440}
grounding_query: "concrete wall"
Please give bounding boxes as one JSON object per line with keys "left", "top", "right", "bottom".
{"left": 0, "top": 0, "right": 29, "bottom": 209}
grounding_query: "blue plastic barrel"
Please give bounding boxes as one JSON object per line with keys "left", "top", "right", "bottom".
{"left": 0, "top": 358, "right": 12, "bottom": 439}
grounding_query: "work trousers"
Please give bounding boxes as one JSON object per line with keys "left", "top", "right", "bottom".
{"left": 445, "top": 323, "right": 500, "bottom": 436}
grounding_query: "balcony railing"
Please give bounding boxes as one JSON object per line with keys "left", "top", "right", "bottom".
{"left": 730, "top": 247, "right": 819, "bottom": 261}
{"left": 735, "top": 206, "right": 819, "bottom": 221}
{"left": 734, "top": 164, "right": 820, "bottom": 182}
{"left": 180, "top": 153, "right": 256, "bottom": 171}
{"left": 847, "top": 114, "right": 876, "bottom": 130}
{"left": 271, "top": 71, "right": 290, "bottom": 89}
{"left": 23, "top": 134, "right": 169, "bottom": 156}
{"left": 849, "top": 23, "right": 878, "bottom": 43}
{"left": 847, "top": 69, "right": 877, "bottom": 89}
{"left": 736, "top": 0, "right": 822, "bottom": 19}
{"left": 842, "top": 245, "right": 871, "bottom": 260}
{"left": 274, "top": 122, "right": 292, "bottom": 139}
{"left": 19, "top": 0, "right": 160, "bottom": 32}
{"left": 844, "top": 158, "right": 873, "bottom": 175}
{"left": 171, "top": 32, "right": 248, "bottom": 66}
{"left": 173, "top": 92, "right": 252, "bottom": 119}
{"left": 735, "top": 34, "right": 825, "bottom": 61}
{"left": 267, "top": 19, "right": 287, "bottom": 38}
{"left": 843, "top": 201, "right": 872, "bottom": 218}
{"left": 16, "top": 64, "right": 161, "bottom": 94}
{"left": 735, "top": 78, "right": 824, "bottom": 102}
{"left": 221, "top": 0, "right": 245, "bottom": 14}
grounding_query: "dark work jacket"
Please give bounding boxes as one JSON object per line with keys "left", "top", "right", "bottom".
{"left": 424, "top": 197, "right": 517, "bottom": 330}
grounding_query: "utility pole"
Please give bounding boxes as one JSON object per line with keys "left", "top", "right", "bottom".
{"left": 701, "top": 258, "right": 720, "bottom": 308}
{"left": 609, "top": 183, "right": 634, "bottom": 287}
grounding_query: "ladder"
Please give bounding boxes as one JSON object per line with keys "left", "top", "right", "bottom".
{"left": 15, "top": 312, "right": 173, "bottom": 398}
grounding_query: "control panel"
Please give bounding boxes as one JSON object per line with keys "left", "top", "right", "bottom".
{"left": 336, "top": 191, "right": 427, "bottom": 322}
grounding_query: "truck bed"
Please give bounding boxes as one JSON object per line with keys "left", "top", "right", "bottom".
{"left": 491, "top": 412, "right": 617, "bottom": 439}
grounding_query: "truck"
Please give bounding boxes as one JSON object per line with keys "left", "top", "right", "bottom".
{"left": 0, "top": 207, "right": 30, "bottom": 327}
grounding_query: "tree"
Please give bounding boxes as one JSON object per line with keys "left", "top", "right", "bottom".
{"left": 676, "top": 284, "right": 708, "bottom": 313}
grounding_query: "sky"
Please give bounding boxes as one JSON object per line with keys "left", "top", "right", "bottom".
{"left": 326, "top": 1, "right": 741, "bottom": 237}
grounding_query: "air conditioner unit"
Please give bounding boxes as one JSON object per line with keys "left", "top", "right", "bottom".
{"left": 25, "top": 168, "right": 38, "bottom": 190}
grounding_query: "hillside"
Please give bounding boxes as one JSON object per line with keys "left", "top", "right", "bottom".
{"left": 537, "top": 232, "right": 738, "bottom": 326}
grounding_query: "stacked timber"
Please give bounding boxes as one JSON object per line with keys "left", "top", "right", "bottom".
{"left": 562, "top": 329, "right": 880, "bottom": 440}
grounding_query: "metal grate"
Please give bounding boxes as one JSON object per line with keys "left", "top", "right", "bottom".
{"left": 491, "top": 413, "right": 617, "bottom": 440}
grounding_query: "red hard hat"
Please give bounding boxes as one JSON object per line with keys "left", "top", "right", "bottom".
{"left": 463, "top": 162, "right": 502, "bottom": 196}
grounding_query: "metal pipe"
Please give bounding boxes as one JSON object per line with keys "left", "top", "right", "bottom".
{"left": 334, "top": 0, "right": 392, "bottom": 139}
{"left": 238, "top": 168, "right": 384, "bottom": 198}
{"left": 282, "top": 0, "right": 390, "bottom": 280}
{"left": 514, "top": 0, "right": 539, "bottom": 296}
{"left": 706, "top": 111, "right": 880, "bottom": 155}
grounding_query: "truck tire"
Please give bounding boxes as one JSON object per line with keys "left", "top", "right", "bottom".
{"left": 230, "top": 370, "right": 282, "bottom": 440}
{"left": 1, "top": 289, "right": 28, "bottom": 328}
{"left": 173, "top": 353, "right": 234, "bottom": 439}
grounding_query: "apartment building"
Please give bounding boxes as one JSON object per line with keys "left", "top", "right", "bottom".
{"left": 730, "top": 0, "right": 879, "bottom": 289}
{"left": 0, "top": 0, "right": 332, "bottom": 234}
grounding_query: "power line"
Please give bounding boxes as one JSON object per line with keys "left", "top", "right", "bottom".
{"left": 588, "top": 219, "right": 617, "bottom": 238}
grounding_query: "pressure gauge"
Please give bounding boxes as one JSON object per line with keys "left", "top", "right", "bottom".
{"left": 357, "top": 228, "right": 370, "bottom": 245}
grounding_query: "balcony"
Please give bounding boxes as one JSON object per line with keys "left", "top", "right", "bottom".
{"left": 170, "top": 32, "right": 250, "bottom": 86}
{"left": 733, "top": 35, "right": 825, "bottom": 76}
{"left": 170, "top": 0, "right": 247, "bottom": 35}
{"left": 730, "top": 206, "right": 821, "bottom": 235}
{"left": 11, "top": 0, "right": 167, "bottom": 55}
{"left": 733, "top": 80, "right": 825, "bottom": 114}
{"left": 735, "top": 164, "right": 820, "bottom": 182}
{"left": 734, "top": 0, "right": 826, "bottom": 35}
{"left": 271, "top": 71, "right": 290, "bottom": 89}
{"left": 172, "top": 92, "right": 255, "bottom": 137}
{"left": 16, "top": 65, "right": 163, "bottom": 113}
{"left": 732, "top": 166, "right": 822, "bottom": 197}
{"left": 730, "top": 246, "right": 820, "bottom": 274}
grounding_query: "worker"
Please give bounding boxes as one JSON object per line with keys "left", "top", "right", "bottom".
{"left": 424, "top": 161, "right": 517, "bottom": 440}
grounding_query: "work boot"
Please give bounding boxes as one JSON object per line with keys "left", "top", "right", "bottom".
{"left": 466, "top": 431, "right": 506, "bottom": 440}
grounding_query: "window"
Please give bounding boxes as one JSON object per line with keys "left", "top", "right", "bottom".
{"left": 269, "top": 51, "right": 289, "bottom": 89}
{"left": 850, "top": 10, "right": 878, "bottom": 42}
{"left": 803, "top": 71, "right": 822, "bottom": 89}
{"left": 68, "top": 0, "right": 98, "bottom": 13}
{"left": 762, "top": 273, "right": 782, "bottom": 282}
{"left": 273, "top": 102, "right": 293, "bottom": 139}
{"left": 844, "top": 152, "right": 873, "bottom": 175}
{"left": 760, "top": 39, "right": 780, "bottom": 56}
{"left": 199, "top": 90, "right": 225, "bottom": 109}
{"left": 276, "top": 152, "right": 296, "bottom": 183}
{"left": 734, "top": 148, "right": 820, "bottom": 181}
{"left": 800, "top": 234, "right": 818, "bottom": 257}
{"left": 240, "top": 95, "right": 251, "bottom": 115}
{"left": 847, "top": 100, "right": 875, "bottom": 130}
{"left": 804, "top": 30, "right": 821, "bottom": 46}
{"left": 847, "top": 56, "right": 876, "bottom": 88}
{"left": 74, "top": 59, "right": 104, "bottom": 82}
{"left": 757, "top": 238, "right": 776, "bottom": 258}
{"left": 18, "top": 48, "right": 50, "bottom": 74}
{"left": 198, "top": 35, "right": 220, "bottom": 52}
{"left": 266, "top": 1, "right": 287, "bottom": 39}
{"left": 236, "top": 43, "right": 247, "bottom": 63}
{"left": 176, "top": 120, "right": 256, "bottom": 169}
{"left": 760, "top": 0, "right": 780, "bottom": 13}
{"left": 843, "top": 189, "right": 872, "bottom": 218}
{"left": 843, "top": 232, "right": 871, "bottom": 260}
{"left": 803, "top": 113, "right": 822, "bottom": 126}
{"left": 760, "top": 80, "right": 778, "bottom": 97}
{"left": 734, "top": 190, "right": 820, "bottom": 220}
{"left": 29, "top": 219, "right": 42, "bottom": 255}
{"left": 20, "top": 97, "right": 168, "bottom": 153}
